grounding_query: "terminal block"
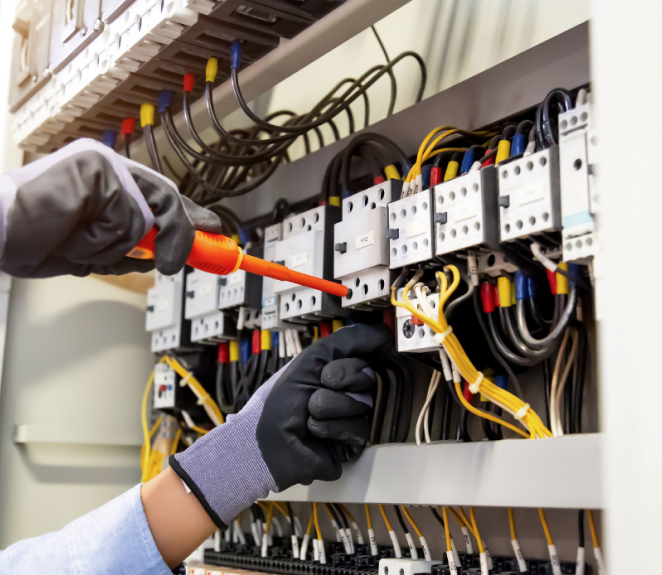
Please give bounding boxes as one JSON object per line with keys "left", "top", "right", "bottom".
{"left": 388, "top": 190, "right": 435, "bottom": 269}
{"left": 334, "top": 181, "right": 401, "bottom": 309}
{"left": 558, "top": 102, "right": 598, "bottom": 261}
{"left": 379, "top": 558, "right": 437, "bottom": 575}
{"left": 218, "top": 244, "right": 262, "bottom": 311}
{"left": 153, "top": 362, "right": 176, "bottom": 409}
{"left": 433, "top": 167, "right": 499, "bottom": 256}
{"left": 273, "top": 205, "right": 343, "bottom": 322}
{"left": 146, "top": 270, "right": 189, "bottom": 353}
{"left": 497, "top": 148, "right": 561, "bottom": 243}
{"left": 395, "top": 288, "right": 439, "bottom": 353}
{"left": 184, "top": 269, "right": 236, "bottom": 344}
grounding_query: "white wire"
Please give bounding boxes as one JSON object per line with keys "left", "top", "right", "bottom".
{"left": 415, "top": 370, "right": 440, "bottom": 445}
{"left": 549, "top": 330, "right": 571, "bottom": 436}
{"left": 552, "top": 329, "right": 579, "bottom": 436}
{"left": 424, "top": 372, "right": 441, "bottom": 443}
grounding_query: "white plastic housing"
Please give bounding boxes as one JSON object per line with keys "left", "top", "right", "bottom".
{"left": 218, "top": 270, "right": 249, "bottom": 309}
{"left": 342, "top": 267, "right": 391, "bottom": 309}
{"left": 378, "top": 558, "right": 437, "bottom": 575}
{"left": 497, "top": 147, "right": 561, "bottom": 241}
{"left": 388, "top": 190, "right": 434, "bottom": 268}
{"left": 153, "top": 363, "right": 176, "bottom": 409}
{"left": 184, "top": 269, "right": 220, "bottom": 320}
{"left": 558, "top": 103, "right": 598, "bottom": 260}
{"left": 145, "top": 270, "right": 184, "bottom": 352}
{"left": 395, "top": 289, "right": 440, "bottom": 353}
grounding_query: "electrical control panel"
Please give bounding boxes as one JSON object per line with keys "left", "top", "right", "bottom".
{"left": 146, "top": 269, "right": 186, "bottom": 352}
{"left": 433, "top": 167, "right": 499, "bottom": 256}
{"left": 153, "top": 361, "right": 176, "bottom": 409}
{"left": 334, "top": 180, "right": 401, "bottom": 309}
{"left": 497, "top": 148, "right": 561, "bottom": 242}
{"left": 388, "top": 189, "right": 435, "bottom": 269}
{"left": 558, "top": 102, "right": 598, "bottom": 261}
{"left": 274, "top": 205, "right": 343, "bottom": 322}
{"left": 395, "top": 288, "right": 439, "bottom": 353}
{"left": 184, "top": 269, "right": 235, "bottom": 343}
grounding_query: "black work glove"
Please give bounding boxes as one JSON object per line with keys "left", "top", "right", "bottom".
{"left": 0, "top": 138, "right": 222, "bottom": 278}
{"left": 256, "top": 323, "right": 393, "bottom": 491}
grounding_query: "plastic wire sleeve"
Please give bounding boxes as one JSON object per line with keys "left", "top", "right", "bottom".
{"left": 169, "top": 380, "right": 278, "bottom": 529}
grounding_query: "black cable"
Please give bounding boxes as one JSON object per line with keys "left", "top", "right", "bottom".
{"left": 388, "top": 367, "right": 402, "bottom": 443}
{"left": 333, "top": 503, "right": 349, "bottom": 530}
{"left": 393, "top": 506, "right": 409, "bottom": 534}
{"left": 542, "top": 358, "right": 552, "bottom": 429}
{"left": 571, "top": 320, "right": 588, "bottom": 434}
{"left": 578, "top": 510, "right": 585, "bottom": 548}
{"left": 143, "top": 125, "right": 163, "bottom": 174}
{"left": 287, "top": 502, "right": 295, "bottom": 538}
{"left": 430, "top": 507, "right": 446, "bottom": 531}
{"left": 371, "top": 24, "right": 397, "bottom": 117}
{"left": 123, "top": 134, "right": 131, "bottom": 159}
{"left": 481, "top": 402, "right": 498, "bottom": 440}
{"left": 457, "top": 406, "right": 472, "bottom": 442}
{"left": 162, "top": 155, "right": 185, "bottom": 182}
{"left": 440, "top": 382, "right": 453, "bottom": 440}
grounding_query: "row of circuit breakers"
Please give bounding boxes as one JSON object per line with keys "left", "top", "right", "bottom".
{"left": 9, "top": 0, "right": 347, "bottom": 152}
{"left": 146, "top": 103, "right": 596, "bottom": 354}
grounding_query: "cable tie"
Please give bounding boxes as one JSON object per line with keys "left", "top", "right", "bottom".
{"left": 179, "top": 372, "right": 193, "bottom": 387}
{"left": 468, "top": 372, "right": 484, "bottom": 394}
{"left": 433, "top": 326, "right": 453, "bottom": 345}
{"left": 514, "top": 403, "right": 530, "bottom": 421}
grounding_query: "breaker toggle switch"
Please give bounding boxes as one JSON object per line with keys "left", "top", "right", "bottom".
{"left": 498, "top": 195, "right": 510, "bottom": 208}
{"left": 434, "top": 212, "right": 448, "bottom": 225}
{"left": 335, "top": 242, "right": 347, "bottom": 254}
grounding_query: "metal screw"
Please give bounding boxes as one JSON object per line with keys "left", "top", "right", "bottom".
{"left": 31, "top": 74, "right": 38, "bottom": 83}
{"left": 80, "top": 26, "right": 88, "bottom": 36}
{"left": 93, "top": 18, "right": 104, "bottom": 31}
{"left": 43, "top": 67, "right": 53, "bottom": 79}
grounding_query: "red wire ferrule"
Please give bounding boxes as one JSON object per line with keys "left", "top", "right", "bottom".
{"left": 373, "top": 176, "right": 385, "bottom": 185}
{"left": 491, "top": 283, "right": 500, "bottom": 308}
{"left": 430, "top": 167, "right": 442, "bottom": 187}
{"left": 463, "top": 381, "right": 474, "bottom": 403}
{"left": 183, "top": 73, "right": 195, "bottom": 93}
{"left": 121, "top": 118, "right": 136, "bottom": 141}
{"left": 320, "top": 323, "right": 332, "bottom": 338}
{"left": 546, "top": 269, "right": 558, "bottom": 295}
{"left": 252, "top": 330, "right": 261, "bottom": 354}
{"left": 217, "top": 341, "right": 229, "bottom": 364}
{"left": 480, "top": 282, "right": 495, "bottom": 313}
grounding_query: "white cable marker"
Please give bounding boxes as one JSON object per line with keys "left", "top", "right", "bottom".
{"left": 523, "top": 141, "right": 536, "bottom": 156}
{"left": 313, "top": 538, "right": 319, "bottom": 561}
{"left": 419, "top": 535, "right": 431, "bottom": 561}
{"left": 368, "top": 528, "right": 379, "bottom": 556}
{"left": 594, "top": 547, "right": 606, "bottom": 575}
{"left": 468, "top": 372, "right": 484, "bottom": 394}
{"left": 415, "top": 174, "right": 423, "bottom": 195}
{"left": 352, "top": 521, "right": 364, "bottom": 545}
{"left": 272, "top": 517, "right": 283, "bottom": 537}
{"left": 251, "top": 522, "right": 259, "bottom": 546}
{"left": 575, "top": 546, "right": 585, "bottom": 575}
{"left": 291, "top": 534, "right": 300, "bottom": 559}
{"left": 467, "top": 252, "right": 479, "bottom": 286}
{"left": 450, "top": 360, "right": 462, "bottom": 384}
{"left": 261, "top": 533, "right": 269, "bottom": 558}
{"left": 319, "top": 539, "right": 327, "bottom": 564}
{"left": 293, "top": 330, "right": 302, "bottom": 356}
{"left": 451, "top": 538, "right": 461, "bottom": 568}
{"left": 388, "top": 530, "right": 402, "bottom": 558}
{"left": 446, "top": 551, "right": 459, "bottom": 575}
{"left": 438, "top": 349, "right": 453, "bottom": 381}
{"left": 460, "top": 527, "right": 473, "bottom": 554}
{"left": 484, "top": 545, "right": 493, "bottom": 570}
{"left": 405, "top": 533, "right": 418, "bottom": 559}
{"left": 256, "top": 519, "right": 263, "bottom": 539}
{"left": 278, "top": 332, "right": 285, "bottom": 358}
{"left": 294, "top": 516, "right": 303, "bottom": 538}
{"left": 300, "top": 533, "right": 310, "bottom": 561}
{"left": 345, "top": 527, "right": 355, "bottom": 554}
{"left": 215, "top": 530, "right": 222, "bottom": 551}
{"left": 235, "top": 520, "right": 246, "bottom": 545}
{"left": 330, "top": 519, "right": 341, "bottom": 542}
{"left": 511, "top": 539, "right": 527, "bottom": 572}
{"left": 548, "top": 544, "right": 562, "bottom": 575}
{"left": 237, "top": 306, "right": 246, "bottom": 331}
{"left": 268, "top": 531, "right": 273, "bottom": 546}
{"left": 338, "top": 525, "right": 352, "bottom": 554}
{"left": 479, "top": 552, "right": 489, "bottom": 575}
{"left": 401, "top": 181, "right": 411, "bottom": 198}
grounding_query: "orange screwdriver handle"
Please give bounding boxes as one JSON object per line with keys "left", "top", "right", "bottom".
{"left": 128, "top": 228, "right": 348, "bottom": 298}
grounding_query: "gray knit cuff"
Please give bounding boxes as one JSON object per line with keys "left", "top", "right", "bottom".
{"left": 170, "top": 380, "right": 278, "bottom": 528}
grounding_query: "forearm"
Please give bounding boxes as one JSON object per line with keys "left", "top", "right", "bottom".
{"left": 142, "top": 467, "right": 217, "bottom": 568}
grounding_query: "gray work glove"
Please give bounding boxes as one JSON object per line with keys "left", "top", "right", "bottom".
{"left": 0, "top": 138, "right": 222, "bottom": 278}
{"left": 169, "top": 324, "right": 393, "bottom": 529}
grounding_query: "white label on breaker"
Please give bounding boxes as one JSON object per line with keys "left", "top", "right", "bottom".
{"left": 228, "top": 273, "right": 243, "bottom": 286}
{"left": 355, "top": 230, "right": 375, "bottom": 250}
{"left": 155, "top": 371, "right": 175, "bottom": 385}
{"left": 519, "top": 183, "right": 545, "bottom": 205}
{"left": 157, "top": 299, "right": 169, "bottom": 310}
{"left": 291, "top": 252, "right": 308, "bottom": 267}
{"left": 455, "top": 201, "right": 478, "bottom": 221}
{"left": 405, "top": 218, "right": 427, "bottom": 238}
{"left": 199, "top": 283, "right": 212, "bottom": 295}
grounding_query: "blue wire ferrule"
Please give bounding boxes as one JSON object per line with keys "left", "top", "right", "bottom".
{"left": 460, "top": 149, "right": 475, "bottom": 174}
{"left": 237, "top": 227, "right": 250, "bottom": 245}
{"left": 230, "top": 41, "right": 242, "bottom": 70}
{"left": 515, "top": 271, "right": 529, "bottom": 301}
{"left": 271, "top": 331, "right": 279, "bottom": 348}
{"left": 341, "top": 189, "right": 351, "bottom": 200}
{"left": 495, "top": 375, "right": 507, "bottom": 390}
{"left": 158, "top": 90, "right": 174, "bottom": 113}
{"left": 511, "top": 134, "right": 526, "bottom": 157}
{"left": 240, "top": 339, "right": 251, "bottom": 365}
{"left": 102, "top": 130, "right": 117, "bottom": 149}
{"left": 568, "top": 262, "right": 582, "bottom": 286}
{"left": 421, "top": 164, "right": 432, "bottom": 190}
{"left": 527, "top": 277, "right": 537, "bottom": 299}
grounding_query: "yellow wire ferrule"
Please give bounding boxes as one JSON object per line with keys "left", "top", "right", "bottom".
{"left": 497, "top": 276, "right": 512, "bottom": 308}
{"left": 495, "top": 140, "right": 511, "bottom": 165}
{"left": 329, "top": 196, "right": 340, "bottom": 207}
{"left": 443, "top": 160, "right": 459, "bottom": 182}
{"left": 229, "top": 340, "right": 239, "bottom": 362}
{"left": 261, "top": 330, "right": 271, "bottom": 351}
{"left": 332, "top": 320, "right": 344, "bottom": 332}
{"left": 556, "top": 262, "right": 569, "bottom": 295}
{"left": 206, "top": 57, "right": 219, "bottom": 82}
{"left": 384, "top": 165, "right": 401, "bottom": 180}
{"left": 140, "top": 104, "right": 155, "bottom": 127}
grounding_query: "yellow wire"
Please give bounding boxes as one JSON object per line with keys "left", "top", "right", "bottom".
{"left": 365, "top": 504, "right": 373, "bottom": 530}
{"left": 140, "top": 370, "right": 155, "bottom": 482}
{"left": 273, "top": 501, "right": 289, "bottom": 518}
{"left": 587, "top": 510, "right": 600, "bottom": 549}
{"left": 306, "top": 513, "right": 314, "bottom": 536}
{"left": 313, "top": 503, "right": 322, "bottom": 539}
{"left": 180, "top": 421, "right": 210, "bottom": 435}
{"left": 448, "top": 507, "right": 475, "bottom": 539}
{"left": 442, "top": 507, "right": 452, "bottom": 553}
{"left": 322, "top": 503, "right": 335, "bottom": 522}
{"left": 456, "top": 507, "right": 474, "bottom": 535}
{"left": 469, "top": 507, "right": 485, "bottom": 554}
{"left": 400, "top": 506, "right": 423, "bottom": 538}
{"left": 508, "top": 508, "right": 517, "bottom": 541}
{"left": 264, "top": 502, "right": 275, "bottom": 534}
{"left": 538, "top": 509, "right": 554, "bottom": 546}
{"left": 379, "top": 504, "right": 393, "bottom": 531}
{"left": 340, "top": 503, "right": 354, "bottom": 523}
{"left": 170, "top": 427, "right": 182, "bottom": 456}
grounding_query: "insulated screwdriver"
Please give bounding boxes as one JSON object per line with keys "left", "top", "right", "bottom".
{"left": 128, "top": 228, "right": 349, "bottom": 298}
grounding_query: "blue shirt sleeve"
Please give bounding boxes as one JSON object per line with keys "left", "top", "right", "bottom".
{"left": 0, "top": 484, "right": 175, "bottom": 575}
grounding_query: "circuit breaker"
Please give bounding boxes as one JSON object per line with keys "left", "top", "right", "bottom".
{"left": 558, "top": 102, "right": 598, "bottom": 261}
{"left": 497, "top": 148, "right": 562, "bottom": 242}
{"left": 388, "top": 190, "right": 435, "bottom": 269}
{"left": 395, "top": 288, "right": 439, "bottom": 353}
{"left": 153, "top": 362, "right": 176, "bottom": 409}
{"left": 184, "top": 269, "right": 235, "bottom": 344}
{"left": 274, "top": 205, "right": 343, "bottom": 322}
{"left": 334, "top": 180, "right": 400, "bottom": 309}
{"left": 146, "top": 270, "right": 186, "bottom": 353}
{"left": 433, "top": 167, "right": 499, "bottom": 256}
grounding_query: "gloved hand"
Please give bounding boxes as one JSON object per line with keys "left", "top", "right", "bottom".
{"left": 169, "top": 324, "right": 393, "bottom": 529}
{"left": 0, "top": 138, "right": 223, "bottom": 278}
